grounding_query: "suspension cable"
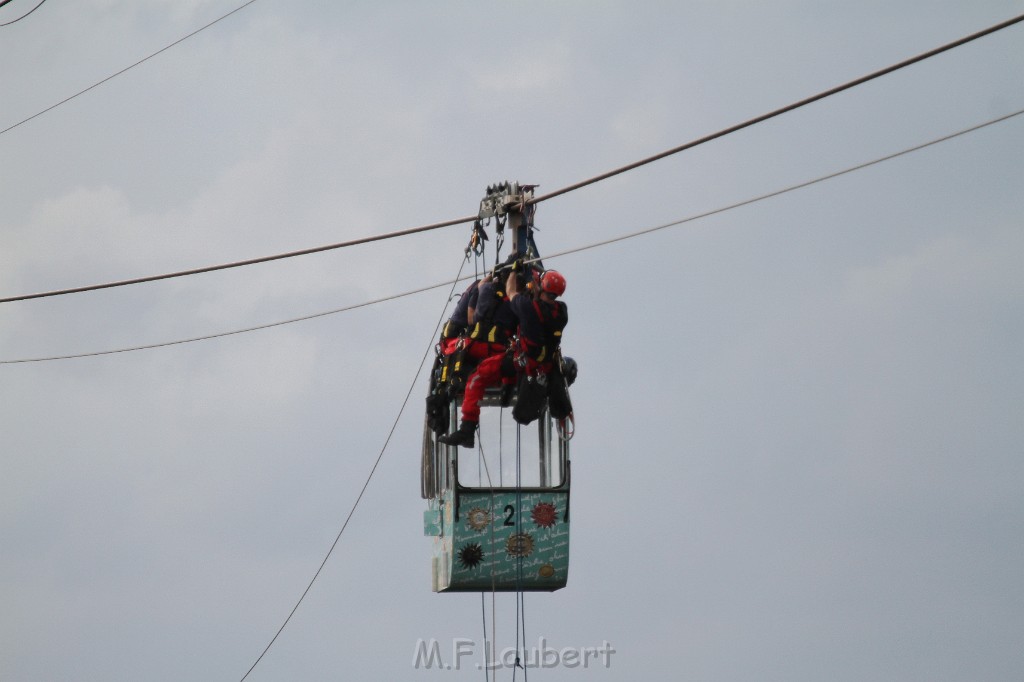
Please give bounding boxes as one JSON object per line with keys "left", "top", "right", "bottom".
{"left": 0, "top": 214, "right": 475, "bottom": 304}
{"left": 530, "top": 12, "right": 1024, "bottom": 204}
{"left": 3, "top": 13, "right": 1020, "bottom": 306}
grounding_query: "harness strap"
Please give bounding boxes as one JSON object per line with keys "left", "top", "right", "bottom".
{"left": 441, "top": 320, "right": 467, "bottom": 339}
{"left": 469, "top": 320, "right": 513, "bottom": 345}
{"left": 521, "top": 299, "right": 565, "bottom": 362}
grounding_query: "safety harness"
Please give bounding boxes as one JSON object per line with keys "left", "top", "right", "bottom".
{"left": 468, "top": 287, "right": 515, "bottom": 346}
{"left": 519, "top": 299, "right": 567, "bottom": 364}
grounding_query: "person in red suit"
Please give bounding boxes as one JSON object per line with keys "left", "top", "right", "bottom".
{"left": 440, "top": 267, "right": 568, "bottom": 449}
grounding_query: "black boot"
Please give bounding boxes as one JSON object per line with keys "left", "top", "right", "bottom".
{"left": 438, "top": 420, "right": 477, "bottom": 448}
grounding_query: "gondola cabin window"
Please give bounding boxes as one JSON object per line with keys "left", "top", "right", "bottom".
{"left": 456, "top": 407, "right": 565, "bottom": 489}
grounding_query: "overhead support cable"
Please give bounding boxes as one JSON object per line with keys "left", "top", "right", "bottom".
{"left": 529, "top": 12, "right": 1024, "bottom": 204}
{"left": 4, "top": 106, "right": 1019, "bottom": 365}
{"left": 1, "top": 13, "right": 1020, "bottom": 305}
{"left": 0, "top": 215, "right": 476, "bottom": 303}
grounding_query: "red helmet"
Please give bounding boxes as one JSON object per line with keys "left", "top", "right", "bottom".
{"left": 540, "top": 270, "right": 566, "bottom": 296}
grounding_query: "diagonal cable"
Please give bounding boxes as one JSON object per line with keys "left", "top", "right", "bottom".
{"left": 237, "top": 257, "right": 468, "bottom": 681}
{"left": 0, "top": 1, "right": 259, "bottom": 134}
{"left": 0, "top": 0, "right": 47, "bottom": 27}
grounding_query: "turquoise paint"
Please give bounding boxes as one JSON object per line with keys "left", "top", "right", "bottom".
{"left": 424, "top": 399, "right": 571, "bottom": 592}
{"left": 429, "top": 487, "right": 570, "bottom": 592}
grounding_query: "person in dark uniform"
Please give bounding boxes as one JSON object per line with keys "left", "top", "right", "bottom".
{"left": 439, "top": 279, "right": 480, "bottom": 356}
{"left": 426, "top": 279, "right": 479, "bottom": 434}
{"left": 440, "top": 267, "right": 568, "bottom": 448}
{"left": 463, "top": 270, "right": 517, "bottom": 363}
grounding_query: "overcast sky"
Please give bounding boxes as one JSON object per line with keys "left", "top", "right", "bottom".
{"left": 2, "top": 1, "right": 1022, "bottom": 680}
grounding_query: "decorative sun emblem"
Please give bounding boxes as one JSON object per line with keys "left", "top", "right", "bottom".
{"left": 467, "top": 507, "right": 492, "bottom": 531}
{"left": 458, "top": 542, "right": 484, "bottom": 569}
{"left": 506, "top": 532, "right": 535, "bottom": 557}
{"left": 531, "top": 502, "right": 557, "bottom": 528}
{"left": 538, "top": 564, "right": 555, "bottom": 578}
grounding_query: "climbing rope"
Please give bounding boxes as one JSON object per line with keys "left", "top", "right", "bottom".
{"left": 476, "top": 433, "right": 500, "bottom": 678}
{"left": 512, "top": 422, "right": 528, "bottom": 681}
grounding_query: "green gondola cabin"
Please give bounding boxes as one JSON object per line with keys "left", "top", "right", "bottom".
{"left": 422, "top": 390, "right": 570, "bottom": 592}
{"left": 421, "top": 181, "right": 573, "bottom": 593}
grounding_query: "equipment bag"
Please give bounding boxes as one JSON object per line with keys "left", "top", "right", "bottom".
{"left": 425, "top": 390, "right": 450, "bottom": 435}
{"left": 512, "top": 372, "right": 548, "bottom": 425}
{"left": 547, "top": 372, "right": 573, "bottom": 420}
{"left": 548, "top": 355, "right": 576, "bottom": 419}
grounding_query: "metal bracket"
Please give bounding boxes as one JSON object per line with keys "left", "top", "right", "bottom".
{"left": 478, "top": 181, "right": 536, "bottom": 220}
{"left": 477, "top": 181, "right": 538, "bottom": 256}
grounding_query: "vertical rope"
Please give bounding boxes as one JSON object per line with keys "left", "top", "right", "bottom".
{"left": 477, "top": 434, "right": 500, "bottom": 679}
{"left": 520, "top": 590, "right": 529, "bottom": 681}
{"left": 480, "top": 592, "right": 489, "bottom": 682}
{"left": 512, "top": 422, "right": 525, "bottom": 679}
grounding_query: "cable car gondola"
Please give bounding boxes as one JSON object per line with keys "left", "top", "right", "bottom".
{"left": 421, "top": 182, "right": 574, "bottom": 593}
